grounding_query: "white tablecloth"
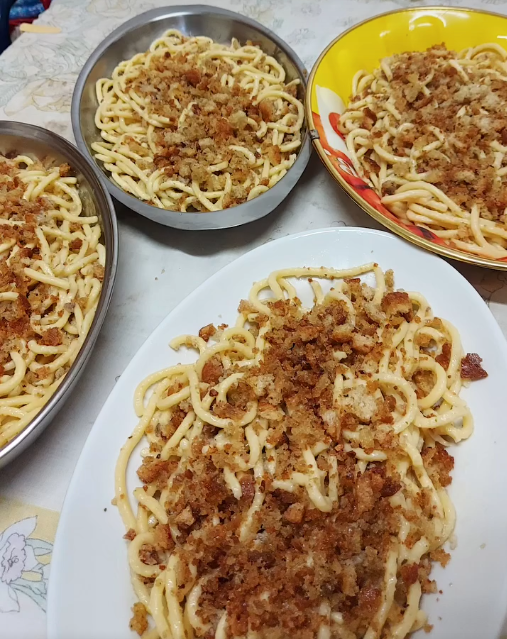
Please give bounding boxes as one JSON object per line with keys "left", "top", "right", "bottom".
{"left": 1, "top": 1, "right": 506, "bottom": 637}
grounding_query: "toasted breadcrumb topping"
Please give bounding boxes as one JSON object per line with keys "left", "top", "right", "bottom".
{"left": 0, "top": 154, "right": 104, "bottom": 447}
{"left": 350, "top": 44, "right": 507, "bottom": 222}
{"left": 0, "top": 158, "right": 72, "bottom": 369}
{"left": 131, "top": 272, "right": 479, "bottom": 638}
{"left": 95, "top": 32, "right": 304, "bottom": 212}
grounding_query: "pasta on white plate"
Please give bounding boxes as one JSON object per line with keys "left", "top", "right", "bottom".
{"left": 0, "top": 154, "right": 105, "bottom": 448}
{"left": 339, "top": 43, "right": 507, "bottom": 260}
{"left": 93, "top": 29, "right": 304, "bottom": 213}
{"left": 116, "top": 263, "right": 486, "bottom": 639}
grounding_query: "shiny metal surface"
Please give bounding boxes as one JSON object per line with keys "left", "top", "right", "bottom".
{"left": 0, "top": 121, "right": 118, "bottom": 468}
{"left": 71, "top": 5, "right": 311, "bottom": 230}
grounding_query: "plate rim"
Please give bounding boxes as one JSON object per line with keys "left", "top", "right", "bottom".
{"left": 305, "top": 5, "right": 507, "bottom": 271}
{"left": 47, "top": 226, "right": 507, "bottom": 638}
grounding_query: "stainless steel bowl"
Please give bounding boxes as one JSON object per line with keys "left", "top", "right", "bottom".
{"left": 71, "top": 5, "right": 311, "bottom": 230}
{"left": 0, "top": 121, "right": 118, "bottom": 468}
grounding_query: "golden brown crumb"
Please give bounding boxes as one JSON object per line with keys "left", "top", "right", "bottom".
{"left": 422, "top": 444, "right": 454, "bottom": 488}
{"left": 93, "top": 264, "right": 105, "bottom": 281}
{"left": 381, "top": 291, "right": 412, "bottom": 317}
{"left": 199, "top": 323, "right": 216, "bottom": 342}
{"left": 40, "top": 327, "right": 63, "bottom": 346}
{"left": 136, "top": 290, "right": 405, "bottom": 636}
{"left": 69, "top": 238, "right": 83, "bottom": 251}
{"left": 138, "top": 544, "right": 160, "bottom": 566}
{"left": 0, "top": 162, "right": 42, "bottom": 365}
{"left": 435, "top": 342, "right": 451, "bottom": 370}
{"left": 201, "top": 356, "right": 224, "bottom": 385}
{"left": 129, "top": 602, "right": 148, "bottom": 636}
{"left": 36, "top": 366, "right": 51, "bottom": 380}
{"left": 132, "top": 275, "right": 476, "bottom": 638}
{"left": 59, "top": 162, "right": 72, "bottom": 177}
{"left": 100, "top": 34, "right": 303, "bottom": 212}
{"left": 461, "top": 353, "right": 488, "bottom": 380}
{"left": 430, "top": 548, "right": 451, "bottom": 568}
{"left": 153, "top": 524, "right": 175, "bottom": 552}
{"left": 343, "top": 44, "right": 507, "bottom": 224}
{"left": 400, "top": 563, "right": 419, "bottom": 586}
{"left": 283, "top": 502, "right": 305, "bottom": 523}
{"left": 137, "top": 458, "right": 178, "bottom": 489}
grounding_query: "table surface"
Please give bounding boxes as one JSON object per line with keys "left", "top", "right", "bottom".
{"left": 1, "top": 0, "right": 507, "bottom": 637}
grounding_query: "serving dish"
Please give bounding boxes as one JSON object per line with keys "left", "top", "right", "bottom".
{"left": 0, "top": 121, "right": 118, "bottom": 468}
{"left": 306, "top": 6, "right": 507, "bottom": 270}
{"left": 72, "top": 5, "right": 311, "bottom": 231}
{"left": 48, "top": 227, "right": 507, "bottom": 639}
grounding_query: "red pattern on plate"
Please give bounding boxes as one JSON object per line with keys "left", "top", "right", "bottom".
{"left": 311, "top": 110, "right": 507, "bottom": 260}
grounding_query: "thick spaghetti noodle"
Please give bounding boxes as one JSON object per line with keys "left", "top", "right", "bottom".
{"left": 116, "top": 264, "right": 485, "bottom": 639}
{"left": 339, "top": 43, "right": 507, "bottom": 259}
{"left": 93, "top": 30, "right": 304, "bottom": 212}
{"left": 0, "top": 154, "right": 105, "bottom": 448}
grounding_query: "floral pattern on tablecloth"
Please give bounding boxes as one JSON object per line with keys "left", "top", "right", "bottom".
{"left": 0, "top": 498, "right": 58, "bottom": 637}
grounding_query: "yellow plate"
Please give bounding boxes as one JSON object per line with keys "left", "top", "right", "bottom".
{"left": 306, "top": 6, "right": 507, "bottom": 270}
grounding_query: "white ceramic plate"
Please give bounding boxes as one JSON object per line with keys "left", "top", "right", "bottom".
{"left": 47, "top": 228, "right": 507, "bottom": 639}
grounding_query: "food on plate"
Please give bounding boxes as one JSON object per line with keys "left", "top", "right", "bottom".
{"left": 339, "top": 43, "right": 507, "bottom": 259}
{"left": 93, "top": 29, "right": 304, "bottom": 212}
{"left": 116, "top": 263, "right": 485, "bottom": 638}
{"left": 0, "top": 153, "right": 105, "bottom": 447}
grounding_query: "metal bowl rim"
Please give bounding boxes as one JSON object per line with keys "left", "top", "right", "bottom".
{"left": 0, "top": 120, "right": 118, "bottom": 465}
{"left": 71, "top": 4, "right": 311, "bottom": 230}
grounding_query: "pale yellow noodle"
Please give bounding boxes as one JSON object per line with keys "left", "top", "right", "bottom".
{"left": 0, "top": 156, "right": 104, "bottom": 448}
{"left": 93, "top": 30, "right": 304, "bottom": 213}
{"left": 116, "top": 263, "right": 475, "bottom": 639}
{"left": 341, "top": 43, "right": 507, "bottom": 260}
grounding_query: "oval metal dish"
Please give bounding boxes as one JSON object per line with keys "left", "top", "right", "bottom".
{"left": 0, "top": 121, "right": 118, "bottom": 468}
